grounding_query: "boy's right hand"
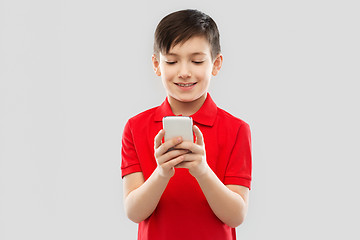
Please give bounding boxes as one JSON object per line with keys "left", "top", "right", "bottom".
{"left": 154, "top": 129, "right": 187, "bottom": 179}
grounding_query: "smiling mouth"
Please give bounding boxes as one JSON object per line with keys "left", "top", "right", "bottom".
{"left": 175, "top": 83, "right": 197, "bottom": 87}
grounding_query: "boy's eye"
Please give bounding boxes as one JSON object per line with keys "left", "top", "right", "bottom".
{"left": 192, "top": 61, "right": 204, "bottom": 64}
{"left": 165, "top": 61, "right": 176, "bottom": 65}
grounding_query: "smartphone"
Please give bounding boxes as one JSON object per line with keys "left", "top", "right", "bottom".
{"left": 162, "top": 116, "right": 193, "bottom": 142}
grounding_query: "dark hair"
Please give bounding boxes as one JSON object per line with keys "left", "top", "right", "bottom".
{"left": 153, "top": 9, "right": 221, "bottom": 60}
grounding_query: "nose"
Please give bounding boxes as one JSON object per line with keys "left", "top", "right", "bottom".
{"left": 178, "top": 63, "right": 191, "bottom": 79}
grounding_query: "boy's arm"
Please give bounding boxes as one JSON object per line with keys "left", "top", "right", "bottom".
{"left": 123, "top": 171, "right": 168, "bottom": 223}
{"left": 123, "top": 130, "right": 187, "bottom": 223}
{"left": 174, "top": 125, "right": 249, "bottom": 228}
{"left": 196, "top": 170, "right": 249, "bottom": 228}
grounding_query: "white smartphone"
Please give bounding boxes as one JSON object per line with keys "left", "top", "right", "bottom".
{"left": 162, "top": 116, "right": 193, "bottom": 142}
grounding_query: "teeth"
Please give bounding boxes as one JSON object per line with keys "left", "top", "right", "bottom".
{"left": 177, "top": 83, "right": 195, "bottom": 87}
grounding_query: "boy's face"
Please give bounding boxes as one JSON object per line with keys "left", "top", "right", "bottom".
{"left": 152, "top": 36, "right": 222, "bottom": 105}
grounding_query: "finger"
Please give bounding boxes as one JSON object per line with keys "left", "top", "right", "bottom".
{"left": 175, "top": 141, "right": 203, "bottom": 154}
{"left": 174, "top": 161, "right": 192, "bottom": 169}
{"left": 193, "top": 125, "right": 204, "bottom": 146}
{"left": 156, "top": 136, "right": 183, "bottom": 157}
{"left": 163, "top": 154, "right": 185, "bottom": 170}
{"left": 180, "top": 152, "right": 203, "bottom": 163}
{"left": 157, "top": 149, "right": 188, "bottom": 165}
{"left": 154, "top": 129, "right": 165, "bottom": 149}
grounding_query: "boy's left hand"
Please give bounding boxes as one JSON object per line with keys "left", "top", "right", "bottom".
{"left": 174, "top": 125, "right": 211, "bottom": 179}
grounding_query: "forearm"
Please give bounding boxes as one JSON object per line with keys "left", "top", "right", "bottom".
{"left": 124, "top": 169, "right": 170, "bottom": 223}
{"left": 196, "top": 168, "right": 248, "bottom": 228}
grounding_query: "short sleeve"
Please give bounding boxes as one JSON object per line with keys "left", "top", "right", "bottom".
{"left": 223, "top": 122, "right": 252, "bottom": 189}
{"left": 121, "top": 120, "right": 142, "bottom": 178}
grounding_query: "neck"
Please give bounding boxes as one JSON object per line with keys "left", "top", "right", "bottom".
{"left": 168, "top": 93, "right": 207, "bottom": 116}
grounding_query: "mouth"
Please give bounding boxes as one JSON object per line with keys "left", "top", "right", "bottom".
{"left": 174, "top": 82, "right": 197, "bottom": 87}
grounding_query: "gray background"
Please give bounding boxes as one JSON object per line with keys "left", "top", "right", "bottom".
{"left": 1, "top": 0, "right": 359, "bottom": 239}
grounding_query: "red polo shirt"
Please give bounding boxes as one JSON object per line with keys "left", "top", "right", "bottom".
{"left": 121, "top": 93, "right": 252, "bottom": 240}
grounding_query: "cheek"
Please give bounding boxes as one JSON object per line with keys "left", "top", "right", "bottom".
{"left": 160, "top": 66, "right": 176, "bottom": 81}
{"left": 194, "top": 66, "right": 212, "bottom": 80}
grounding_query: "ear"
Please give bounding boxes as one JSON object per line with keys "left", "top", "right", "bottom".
{"left": 212, "top": 54, "right": 223, "bottom": 76}
{"left": 152, "top": 54, "right": 161, "bottom": 76}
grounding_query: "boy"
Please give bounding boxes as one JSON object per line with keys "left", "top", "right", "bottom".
{"left": 121, "top": 9, "right": 252, "bottom": 240}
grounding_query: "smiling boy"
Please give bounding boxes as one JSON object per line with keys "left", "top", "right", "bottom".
{"left": 121, "top": 9, "right": 252, "bottom": 240}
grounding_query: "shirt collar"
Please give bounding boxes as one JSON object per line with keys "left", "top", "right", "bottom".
{"left": 154, "top": 93, "right": 218, "bottom": 127}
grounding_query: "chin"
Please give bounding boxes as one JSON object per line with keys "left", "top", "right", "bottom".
{"left": 175, "top": 94, "right": 204, "bottom": 103}
{"left": 174, "top": 97, "right": 195, "bottom": 103}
